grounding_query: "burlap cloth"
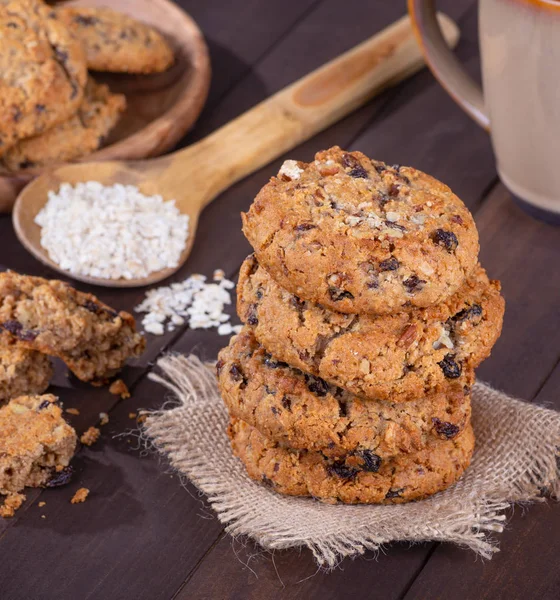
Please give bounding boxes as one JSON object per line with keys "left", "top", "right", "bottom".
{"left": 143, "top": 354, "right": 560, "bottom": 568}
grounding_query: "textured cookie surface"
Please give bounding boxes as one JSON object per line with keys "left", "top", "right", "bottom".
{"left": 218, "top": 328, "right": 471, "bottom": 458}
{"left": 238, "top": 255, "right": 503, "bottom": 402}
{"left": 228, "top": 417, "right": 475, "bottom": 504}
{"left": 0, "top": 272, "right": 145, "bottom": 382}
{"left": 242, "top": 147, "right": 479, "bottom": 315}
{"left": 0, "top": 0, "right": 87, "bottom": 155}
{"left": 1, "top": 78, "right": 126, "bottom": 171}
{"left": 0, "top": 336, "right": 52, "bottom": 402}
{"left": 0, "top": 394, "right": 76, "bottom": 494}
{"left": 55, "top": 6, "right": 174, "bottom": 73}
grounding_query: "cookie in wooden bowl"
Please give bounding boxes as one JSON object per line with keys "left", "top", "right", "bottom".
{"left": 0, "top": 0, "right": 210, "bottom": 213}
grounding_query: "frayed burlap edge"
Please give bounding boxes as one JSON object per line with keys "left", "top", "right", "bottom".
{"left": 142, "top": 353, "right": 560, "bottom": 568}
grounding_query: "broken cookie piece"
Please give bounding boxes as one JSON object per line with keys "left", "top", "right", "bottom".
{"left": 0, "top": 272, "right": 146, "bottom": 383}
{"left": 0, "top": 394, "right": 77, "bottom": 499}
{"left": 0, "top": 336, "right": 53, "bottom": 403}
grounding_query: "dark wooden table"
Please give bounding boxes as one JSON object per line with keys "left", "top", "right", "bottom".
{"left": 1, "top": 1, "right": 559, "bottom": 598}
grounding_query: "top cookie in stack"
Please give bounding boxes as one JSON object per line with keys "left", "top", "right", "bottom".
{"left": 242, "top": 146, "right": 479, "bottom": 315}
{"left": 218, "top": 146, "right": 505, "bottom": 505}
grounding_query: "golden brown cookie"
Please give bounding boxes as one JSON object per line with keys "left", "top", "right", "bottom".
{"left": 242, "top": 147, "right": 480, "bottom": 315}
{"left": 217, "top": 328, "right": 472, "bottom": 458}
{"left": 55, "top": 6, "right": 174, "bottom": 73}
{"left": 1, "top": 78, "right": 126, "bottom": 171}
{"left": 228, "top": 417, "right": 475, "bottom": 504}
{"left": 0, "top": 0, "right": 87, "bottom": 156}
{"left": 0, "top": 394, "right": 76, "bottom": 495}
{"left": 238, "top": 255, "right": 504, "bottom": 402}
{"left": 0, "top": 272, "right": 145, "bottom": 383}
{"left": 0, "top": 336, "right": 52, "bottom": 402}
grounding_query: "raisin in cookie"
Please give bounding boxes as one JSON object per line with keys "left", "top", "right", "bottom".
{"left": 55, "top": 6, "right": 174, "bottom": 73}
{"left": 217, "top": 328, "right": 471, "bottom": 458}
{"left": 238, "top": 255, "right": 504, "bottom": 402}
{"left": 228, "top": 417, "right": 474, "bottom": 504}
{"left": 0, "top": 272, "right": 145, "bottom": 383}
{"left": 0, "top": 0, "right": 87, "bottom": 156}
{"left": 0, "top": 394, "right": 76, "bottom": 495}
{"left": 0, "top": 336, "right": 52, "bottom": 402}
{"left": 242, "top": 147, "right": 479, "bottom": 315}
{"left": 1, "top": 78, "right": 126, "bottom": 171}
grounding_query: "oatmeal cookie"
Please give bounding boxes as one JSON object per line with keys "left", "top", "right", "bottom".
{"left": 0, "top": 336, "right": 52, "bottom": 402}
{"left": 242, "top": 147, "right": 479, "bottom": 315}
{"left": 0, "top": 272, "right": 145, "bottom": 383}
{"left": 228, "top": 417, "right": 475, "bottom": 504}
{"left": 0, "top": 394, "right": 76, "bottom": 495}
{"left": 238, "top": 255, "right": 504, "bottom": 402}
{"left": 55, "top": 6, "right": 174, "bottom": 73}
{"left": 0, "top": 0, "right": 87, "bottom": 156}
{"left": 1, "top": 78, "right": 126, "bottom": 171}
{"left": 217, "top": 328, "right": 472, "bottom": 458}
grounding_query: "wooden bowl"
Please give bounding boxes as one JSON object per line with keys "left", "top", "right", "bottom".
{"left": 0, "top": 0, "right": 211, "bottom": 212}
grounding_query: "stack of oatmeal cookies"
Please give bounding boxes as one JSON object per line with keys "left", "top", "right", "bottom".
{"left": 217, "top": 146, "right": 505, "bottom": 504}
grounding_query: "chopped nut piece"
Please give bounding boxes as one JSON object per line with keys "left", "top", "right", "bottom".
{"left": 66, "top": 408, "right": 80, "bottom": 416}
{"left": 109, "top": 379, "right": 130, "bottom": 399}
{"left": 71, "top": 488, "right": 89, "bottom": 504}
{"left": 0, "top": 493, "right": 26, "bottom": 518}
{"left": 359, "top": 359, "right": 371, "bottom": 375}
{"left": 80, "top": 427, "right": 100, "bottom": 446}
{"left": 278, "top": 160, "right": 303, "bottom": 181}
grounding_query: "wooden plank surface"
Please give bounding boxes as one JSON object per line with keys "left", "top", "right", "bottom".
{"left": 0, "top": 0, "right": 559, "bottom": 598}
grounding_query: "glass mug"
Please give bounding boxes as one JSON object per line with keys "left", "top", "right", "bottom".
{"left": 409, "top": 0, "right": 560, "bottom": 224}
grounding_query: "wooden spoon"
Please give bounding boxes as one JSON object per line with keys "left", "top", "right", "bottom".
{"left": 13, "top": 13, "right": 459, "bottom": 288}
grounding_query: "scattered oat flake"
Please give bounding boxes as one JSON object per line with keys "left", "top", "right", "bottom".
{"left": 80, "top": 426, "right": 101, "bottom": 446}
{"left": 0, "top": 493, "right": 26, "bottom": 518}
{"left": 41, "top": 514, "right": 46, "bottom": 519}
{"left": 35, "top": 182, "right": 190, "bottom": 281}
{"left": 109, "top": 379, "right": 130, "bottom": 399}
{"left": 71, "top": 488, "right": 89, "bottom": 504}
{"left": 135, "top": 270, "right": 241, "bottom": 336}
{"left": 66, "top": 408, "right": 80, "bottom": 415}
{"left": 99, "top": 412, "right": 109, "bottom": 426}
{"left": 38, "top": 501, "right": 46, "bottom": 508}
{"left": 128, "top": 412, "right": 137, "bottom": 419}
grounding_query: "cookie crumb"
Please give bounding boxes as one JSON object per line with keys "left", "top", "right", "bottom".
{"left": 128, "top": 412, "right": 137, "bottom": 419}
{"left": 71, "top": 488, "right": 89, "bottom": 504}
{"left": 38, "top": 501, "right": 46, "bottom": 508}
{"left": 99, "top": 412, "right": 109, "bottom": 426}
{"left": 109, "top": 379, "right": 130, "bottom": 399}
{"left": 80, "top": 426, "right": 100, "bottom": 446}
{"left": 66, "top": 408, "right": 80, "bottom": 415}
{"left": 0, "top": 493, "right": 26, "bottom": 518}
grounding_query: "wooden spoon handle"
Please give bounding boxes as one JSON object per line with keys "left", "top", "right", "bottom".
{"left": 175, "top": 13, "right": 459, "bottom": 206}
